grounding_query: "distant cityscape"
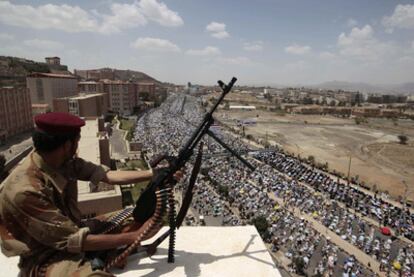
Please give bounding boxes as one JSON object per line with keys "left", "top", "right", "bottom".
{"left": 1, "top": 55, "right": 413, "bottom": 145}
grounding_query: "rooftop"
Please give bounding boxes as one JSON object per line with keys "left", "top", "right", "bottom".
{"left": 77, "top": 119, "right": 121, "bottom": 201}
{"left": 0, "top": 226, "right": 279, "bottom": 276}
{"left": 69, "top": 93, "right": 105, "bottom": 100}
{"left": 31, "top": 103, "right": 49, "bottom": 108}
{"left": 27, "top": 72, "right": 77, "bottom": 79}
{"left": 78, "top": 81, "right": 100, "bottom": 85}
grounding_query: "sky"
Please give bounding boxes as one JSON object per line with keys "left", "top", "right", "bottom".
{"left": 0, "top": 0, "right": 414, "bottom": 86}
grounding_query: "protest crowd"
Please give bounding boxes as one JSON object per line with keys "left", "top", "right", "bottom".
{"left": 132, "top": 94, "right": 413, "bottom": 276}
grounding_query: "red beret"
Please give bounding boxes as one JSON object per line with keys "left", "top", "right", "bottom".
{"left": 35, "top": 112, "right": 85, "bottom": 135}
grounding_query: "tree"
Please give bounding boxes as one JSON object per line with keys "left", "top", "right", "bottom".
{"left": 308, "top": 155, "right": 315, "bottom": 164}
{"left": 251, "top": 216, "right": 269, "bottom": 236}
{"left": 398, "top": 135, "right": 408, "bottom": 145}
{"left": 303, "top": 97, "right": 313, "bottom": 105}
{"left": 294, "top": 257, "right": 306, "bottom": 275}
{"left": 218, "top": 185, "right": 229, "bottom": 197}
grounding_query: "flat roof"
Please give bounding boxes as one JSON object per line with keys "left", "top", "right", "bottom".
{"left": 70, "top": 93, "right": 105, "bottom": 100}
{"left": 229, "top": 105, "right": 256, "bottom": 109}
{"left": 0, "top": 226, "right": 279, "bottom": 276}
{"left": 78, "top": 81, "right": 99, "bottom": 85}
{"left": 77, "top": 120, "right": 121, "bottom": 201}
{"left": 31, "top": 103, "right": 49, "bottom": 108}
{"left": 114, "top": 226, "right": 279, "bottom": 276}
{"left": 27, "top": 72, "right": 76, "bottom": 79}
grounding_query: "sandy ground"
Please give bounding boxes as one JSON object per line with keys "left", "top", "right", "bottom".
{"left": 217, "top": 110, "right": 414, "bottom": 201}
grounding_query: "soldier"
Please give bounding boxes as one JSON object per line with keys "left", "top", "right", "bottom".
{"left": 0, "top": 112, "right": 182, "bottom": 276}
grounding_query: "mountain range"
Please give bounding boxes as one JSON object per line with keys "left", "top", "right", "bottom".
{"left": 310, "top": 81, "right": 414, "bottom": 94}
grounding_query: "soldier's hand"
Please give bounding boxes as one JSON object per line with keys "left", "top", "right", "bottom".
{"left": 173, "top": 169, "right": 184, "bottom": 182}
{"left": 152, "top": 166, "right": 185, "bottom": 182}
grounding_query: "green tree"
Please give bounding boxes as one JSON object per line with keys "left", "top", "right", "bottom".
{"left": 218, "top": 185, "right": 229, "bottom": 198}
{"left": 294, "top": 257, "right": 306, "bottom": 275}
{"left": 398, "top": 135, "right": 408, "bottom": 145}
{"left": 251, "top": 216, "right": 269, "bottom": 236}
{"left": 308, "top": 155, "right": 315, "bottom": 164}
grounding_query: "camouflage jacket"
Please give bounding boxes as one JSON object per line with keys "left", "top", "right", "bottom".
{"left": 0, "top": 151, "right": 109, "bottom": 271}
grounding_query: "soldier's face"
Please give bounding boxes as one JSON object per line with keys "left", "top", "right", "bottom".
{"left": 64, "top": 135, "right": 80, "bottom": 161}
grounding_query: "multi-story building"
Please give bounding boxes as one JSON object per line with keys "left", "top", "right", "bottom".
{"left": 78, "top": 81, "right": 104, "bottom": 94}
{"left": 26, "top": 72, "right": 78, "bottom": 110}
{"left": 137, "top": 82, "right": 155, "bottom": 100}
{"left": 103, "top": 80, "right": 137, "bottom": 115}
{"left": 0, "top": 87, "right": 33, "bottom": 143}
{"left": 53, "top": 93, "right": 108, "bottom": 118}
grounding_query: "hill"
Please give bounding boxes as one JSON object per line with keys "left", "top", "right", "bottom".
{"left": 74, "top": 67, "right": 162, "bottom": 84}
{"left": 312, "top": 80, "right": 414, "bottom": 94}
{"left": 0, "top": 55, "right": 71, "bottom": 87}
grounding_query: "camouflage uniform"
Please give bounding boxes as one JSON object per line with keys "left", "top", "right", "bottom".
{"left": 0, "top": 151, "right": 114, "bottom": 277}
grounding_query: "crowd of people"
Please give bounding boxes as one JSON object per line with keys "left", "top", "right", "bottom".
{"left": 253, "top": 151, "right": 414, "bottom": 241}
{"left": 131, "top": 94, "right": 413, "bottom": 276}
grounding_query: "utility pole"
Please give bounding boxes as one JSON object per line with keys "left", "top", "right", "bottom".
{"left": 347, "top": 155, "right": 352, "bottom": 186}
{"left": 402, "top": 180, "right": 408, "bottom": 228}
{"left": 265, "top": 131, "right": 269, "bottom": 148}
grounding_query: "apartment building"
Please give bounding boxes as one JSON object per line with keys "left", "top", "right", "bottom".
{"left": 78, "top": 81, "right": 104, "bottom": 94}
{"left": 26, "top": 72, "right": 77, "bottom": 109}
{"left": 104, "top": 80, "right": 137, "bottom": 115}
{"left": 0, "top": 87, "right": 33, "bottom": 143}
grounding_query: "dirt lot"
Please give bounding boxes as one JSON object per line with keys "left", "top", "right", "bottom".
{"left": 217, "top": 109, "right": 414, "bottom": 201}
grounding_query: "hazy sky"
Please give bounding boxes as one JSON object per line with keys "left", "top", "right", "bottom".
{"left": 1, "top": 0, "right": 414, "bottom": 85}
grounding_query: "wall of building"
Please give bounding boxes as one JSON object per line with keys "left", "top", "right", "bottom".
{"left": 0, "top": 87, "right": 33, "bottom": 140}
{"left": 27, "top": 76, "right": 77, "bottom": 109}
{"left": 106, "top": 82, "right": 136, "bottom": 114}
{"left": 99, "top": 138, "right": 110, "bottom": 167}
{"left": 53, "top": 93, "right": 108, "bottom": 117}
{"left": 78, "top": 96, "right": 98, "bottom": 117}
{"left": 53, "top": 98, "right": 69, "bottom": 113}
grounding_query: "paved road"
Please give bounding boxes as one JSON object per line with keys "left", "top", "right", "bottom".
{"left": 110, "top": 126, "right": 128, "bottom": 160}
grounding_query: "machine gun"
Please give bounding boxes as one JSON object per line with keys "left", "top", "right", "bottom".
{"left": 104, "top": 77, "right": 255, "bottom": 270}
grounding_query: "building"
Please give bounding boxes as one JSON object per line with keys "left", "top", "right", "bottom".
{"left": 352, "top": 107, "right": 381, "bottom": 117}
{"left": 26, "top": 72, "right": 78, "bottom": 109}
{"left": 137, "top": 82, "right": 155, "bottom": 100}
{"left": 45, "top": 57, "right": 60, "bottom": 65}
{"left": 381, "top": 109, "right": 400, "bottom": 118}
{"left": 367, "top": 94, "right": 407, "bottom": 104}
{"left": 104, "top": 80, "right": 138, "bottom": 115}
{"left": 31, "top": 103, "right": 51, "bottom": 116}
{"left": 0, "top": 87, "right": 33, "bottom": 143}
{"left": 53, "top": 93, "right": 108, "bottom": 118}
{"left": 292, "top": 105, "right": 321, "bottom": 114}
{"left": 77, "top": 119, "right": 122, "bottom": 218}
{"left": 43, "top": 56, "right": 70, "bottom": 74}
{"left": 78, "top": 81, "right": 104, "bottom": 94}
{"left": 229, "top": 105, "right": 256, "bottom": 110}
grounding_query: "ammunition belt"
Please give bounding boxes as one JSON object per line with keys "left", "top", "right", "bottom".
{"left": 104, "top": 187, "right": 171, "bottom": 271}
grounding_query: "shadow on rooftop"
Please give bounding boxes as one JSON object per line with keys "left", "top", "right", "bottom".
{"left": 115, "top": 234, "right": 275, "bottom": 276}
